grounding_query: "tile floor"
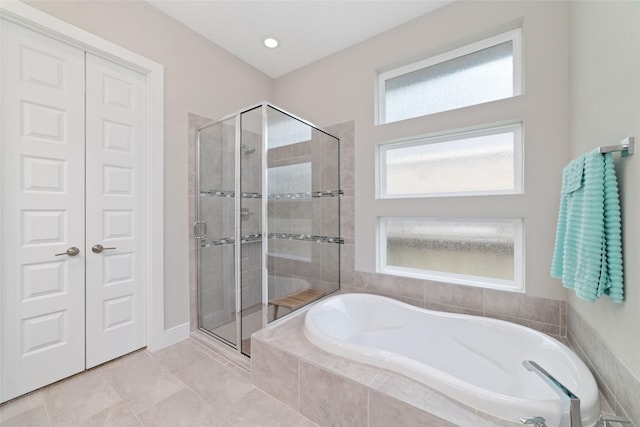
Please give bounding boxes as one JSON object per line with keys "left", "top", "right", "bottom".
{"left": 0, "top": 337, "right": 318, "bottom": 427}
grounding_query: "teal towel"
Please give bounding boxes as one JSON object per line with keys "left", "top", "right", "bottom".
{"left": 551, "top": 149, "right": 624, "bottom": 303}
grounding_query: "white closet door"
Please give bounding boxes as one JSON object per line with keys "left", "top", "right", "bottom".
{"left": 1, "top": 21, "right": 86, "bottom": 402}
{"left": 84, "top": 53, "right": 147, "bottom": 368}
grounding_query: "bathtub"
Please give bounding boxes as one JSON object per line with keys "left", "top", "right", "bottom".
{"left": 303, "top": 293, "right": 599, "bottom": 427}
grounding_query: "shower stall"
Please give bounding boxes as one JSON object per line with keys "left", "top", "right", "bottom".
{"left": 195, "top": 103, "right": 341, "bottom": 356}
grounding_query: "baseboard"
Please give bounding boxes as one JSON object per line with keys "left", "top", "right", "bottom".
{"left": 148, "top": 322, "right": 190, "bottom": 352}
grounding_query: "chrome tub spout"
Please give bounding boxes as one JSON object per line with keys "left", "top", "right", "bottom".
{"left": 523, "top": 360, "right": 582, "bottom": 427}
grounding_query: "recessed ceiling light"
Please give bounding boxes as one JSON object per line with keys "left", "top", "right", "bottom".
{"left": 263, "top": 38, "right": 279, "bottom": 49}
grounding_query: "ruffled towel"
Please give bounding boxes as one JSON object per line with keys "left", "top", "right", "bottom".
{"left": 551, "top": 149, "right": 624, "bottom": 303}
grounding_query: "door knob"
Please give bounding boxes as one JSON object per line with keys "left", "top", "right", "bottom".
{"left": 92, "top": 244, "right": 116, "bottom": 254}
{"left": 55, "top": 247, "right": 80, "bottom": 257}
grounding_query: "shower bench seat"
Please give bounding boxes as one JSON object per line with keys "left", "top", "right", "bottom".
{"left": 269, "top": 289, "right": 325, "bottom": 320}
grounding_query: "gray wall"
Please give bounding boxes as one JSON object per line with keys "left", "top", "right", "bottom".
{"left": 274, "top": 1, "right": 570, "bottom": 300}
{"left": 568, "top": 0, "right": 640, "bottom": 407}
{"left": 273, "top": 0, "right": 640, "bottom": 415}
{"left": 26, "top": 0, "right": 275, "bottom": 329}
{"left": 28, "top": 2, "right": 640, "bottom": 405}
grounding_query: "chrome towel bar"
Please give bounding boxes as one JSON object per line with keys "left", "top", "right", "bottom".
{"left": 598, "top": 136, "right": 634, "bottom": 157}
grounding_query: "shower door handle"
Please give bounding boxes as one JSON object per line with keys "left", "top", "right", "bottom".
{"left": 194, "top": 221, "right": 206, "bottom": 239}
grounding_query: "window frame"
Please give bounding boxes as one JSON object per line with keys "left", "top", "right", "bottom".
{"left": 377, "top": 122, "right": 524, "bottom": 199}
{"left": 377, "top": 216, "right": 525, "bottom": 293}
{"left": 376, "top": 28, "right": 523, "bottom": 125}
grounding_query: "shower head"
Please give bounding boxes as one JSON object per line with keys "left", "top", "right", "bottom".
{"left": 241, "top": 144, "right": 256, "bottom": 155}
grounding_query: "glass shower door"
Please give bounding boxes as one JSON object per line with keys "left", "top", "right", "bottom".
{"left": 265, "top": 106, "right": 341, "bottom": 322}
{"left": 196, "top": 117, "right": 238, "bottom": 348}
{"left": 239, "top": 107, "right": 263, "bottom": 356}
{"left": 196, "top": 103, "right": 341, "bottom": 357}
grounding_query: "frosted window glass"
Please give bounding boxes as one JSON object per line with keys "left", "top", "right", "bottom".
{"left": 382, "top": 127, "right": 518, "bottom": 197}
{"left": 384, "top": 219, "right": 516, "bottom": 282}
{"left": 267, "top": 163, "right": 311, "bottom": 195}
{"left": 383, "top": 41, "right": 514, "bottom": 123}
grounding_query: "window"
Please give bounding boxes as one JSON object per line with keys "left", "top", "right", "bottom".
{"left": 379, "top": 218, "right": 523, "bottom": 292}
{"left": 378, "top": 29, "right": 522, "bottom": 124}
{"left": 378, "top": 123, "right": 522, "bottom": 198}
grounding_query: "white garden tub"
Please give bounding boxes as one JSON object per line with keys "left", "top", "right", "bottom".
{"left": 303, "top": 293, "right": 599, "bottom": 426}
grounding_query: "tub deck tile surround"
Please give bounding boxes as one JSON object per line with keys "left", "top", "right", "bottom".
{"left": 368, "top": 390, "right": 456, "bottom": 427}
{"left": 423, "top": 300, "right": 484, "bottom": 317}
{"left": 351, "top": 272, "right": 567, "bottom": 340}
{"left": 251, "top": 339, "right": 300, "bottom": 410}
{"left": 423, "top": 280, "right": 484, "bottom": 312}
{"left": 568, "top": 305, "right": 640, "bottom": 427}
{"left": 251, "top": 310, "right": 522, "bottom": 427}
{"left": 299, "top": 361, "right": 369, "bottom": 427}
{"left": 483, "top": 290, "right": 561, "bottom": 326}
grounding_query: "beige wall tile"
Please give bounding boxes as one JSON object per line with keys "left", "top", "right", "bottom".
{"left": 373, "top": 373, "right": 479, "bottom": 426}
{"left": 615, "top": 361, "right": 640, "bottom": 426}
{"left": 378, "top": 274, "right": 424, "bottom": 300}
{"left": 483, "top": 313, "right": 561, "bottom": 337}
{"left": 483, "top": 290, "right": 560, "bottom": 325}
{"left": 423, "top": 301, "right": 483, "bottom": 317}
{"left": 251, "top": 339, "right": 299, "bottom": 411}
{"left": 300, "top": 349, "right": 383, "bottom": 389}
{"left": 299, "top": 361, "right": 367, "bottom": 427}
{"left": 217, "top": 388, "right": 317, "bottom": 427}
{"left": 424, "top": 281, "right": 483, "bottom": 311}
{"left": 369, "top": 390, "right": 456, "bottom": 427}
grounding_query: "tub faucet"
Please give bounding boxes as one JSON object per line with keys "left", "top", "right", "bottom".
{"left": 523, "top": 360, "right": 582, "bottom": 427}
{"left": 521, "top": 416, "right": 547, "bottom": 427}
{"left": 597, "top": 415, "right": 631, "bottom": 426}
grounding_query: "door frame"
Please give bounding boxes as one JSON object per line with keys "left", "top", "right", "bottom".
{"left": 0, "top": 1, "right": 168, "bottom": 353}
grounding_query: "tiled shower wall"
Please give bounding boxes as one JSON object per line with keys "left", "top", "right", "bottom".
{"left": 267, "top": 125, "right": 341, "bottom": 300}
{"left": 323, "top": 122, "right": 355, "bottom": 294}
{"left": 189, "top": 113, "right": 345, "bottom": 330}
{"left": 239, "top": 120, "right": 263, "bottom": 310}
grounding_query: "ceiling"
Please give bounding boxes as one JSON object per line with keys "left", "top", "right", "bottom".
{"left": 146, "top": 1, "right": 453, "bottom": 78}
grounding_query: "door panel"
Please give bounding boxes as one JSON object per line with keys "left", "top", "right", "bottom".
{"left": 1, "top": 21, "right": 86, "bottom": 402}
{"left": 84, "top": 53, "right": 147, "bottom": 368}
